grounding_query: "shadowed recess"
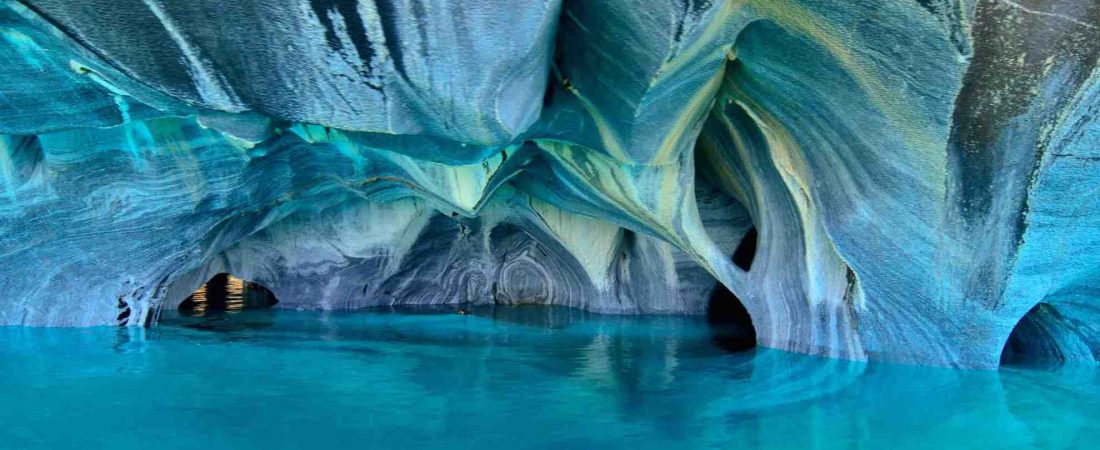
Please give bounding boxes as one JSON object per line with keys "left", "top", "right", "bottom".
{"left": 706, "top": 282, "right": 756, "bottom": 353}
{"left": 732, "top": 226, "right": 757, "bottom": 271}
{"left": 1002, "top": 303, "right": 1063, "bottom": 366}
{"left": 1001, "top": 302, "right": 1100, "bottom": 367}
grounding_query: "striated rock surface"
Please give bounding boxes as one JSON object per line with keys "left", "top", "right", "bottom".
{"left": 1, "top": 0, "right": 1098, "bottom": 368}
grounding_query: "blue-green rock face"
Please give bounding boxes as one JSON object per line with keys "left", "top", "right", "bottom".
{"left": 0, "top": 0, "right": 1097, "bottom": 368}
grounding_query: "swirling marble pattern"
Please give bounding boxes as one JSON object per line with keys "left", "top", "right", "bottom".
{"left": 1, "top": 0, "right": 1098, "bottom": 368}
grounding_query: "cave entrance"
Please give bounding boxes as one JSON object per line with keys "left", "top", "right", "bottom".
{"left": 178, "top": 273, "right": 278, "bottom": 317}
{"left": 1000, "top": 302, "right": 1066, "bottom": 366}
{"left": 732, "top": 226, "right": 758, "bottom": 271}
{"left": 707, "top": 282, "right": 757, "bottom": 353}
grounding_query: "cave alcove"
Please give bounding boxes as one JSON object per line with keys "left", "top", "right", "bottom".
{"left": 178, "top": 273, "right": 279, "bottom": 317}
{"left": 732, "top": 226, "right": 758, "bottom": 271}
{"left": 706, "top": 282, "right": 757, "bottom": 353}
{"left": 1000, "top": 302, "right": 1071, "bottom": 367}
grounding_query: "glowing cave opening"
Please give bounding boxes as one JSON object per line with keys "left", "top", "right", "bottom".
{"left": 179, "top": 273, "right": 278, "bottom": 317}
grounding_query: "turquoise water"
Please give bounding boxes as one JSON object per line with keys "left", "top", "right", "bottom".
{"left": 0, "top": 307, "right": 1097, "bottom": 450}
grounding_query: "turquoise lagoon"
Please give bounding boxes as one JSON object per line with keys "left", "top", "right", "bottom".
{"left": 0, "top": 307, "right": 1096, "bottom": 450}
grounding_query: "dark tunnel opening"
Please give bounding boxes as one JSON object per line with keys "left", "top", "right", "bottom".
{"left": 732, "top": 226, "right": 758, "bottom": 271}
{"left": 178, "top": 273, "right": 278, "bottom": 317}
{"left": 706, "top": 282, "right": 757, "bottom": 353}
{"left": 1000, "top": 302, "right": 1067, "bottom": 367}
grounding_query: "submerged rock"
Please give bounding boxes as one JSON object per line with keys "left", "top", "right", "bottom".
{"left": 0, "top": 0, "right": 1098, "bottom": 368}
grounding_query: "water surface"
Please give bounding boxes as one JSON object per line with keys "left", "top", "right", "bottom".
{"left": 0, "top": 307, "right": 1096, "bottom": 449}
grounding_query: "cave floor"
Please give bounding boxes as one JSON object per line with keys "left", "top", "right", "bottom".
{"left": 0, "top": 306, "right": 1095, "bottom": 449}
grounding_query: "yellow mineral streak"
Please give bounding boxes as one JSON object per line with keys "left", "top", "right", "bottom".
{"left": 746, "top": 0, "right": 951, "bottom": 172}
{"left": 535, "top": 140, "right": 741, "bottom": 288}
{"left": 290, "top": 124, "right": 516, "bottom": 214}
{"left": 731, "top": 94, "right": 862, "bottom": 309}
{"left": 529, "top": 196, "right": 622, "bottom": 289}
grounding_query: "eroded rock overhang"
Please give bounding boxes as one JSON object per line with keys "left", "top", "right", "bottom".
{"left": 1, "top": 0, "right": 1098, "bottom": 369}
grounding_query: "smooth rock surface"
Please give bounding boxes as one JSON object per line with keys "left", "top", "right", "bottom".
{"left": 1, "top": 0, "right": 1098, "bottom": 368}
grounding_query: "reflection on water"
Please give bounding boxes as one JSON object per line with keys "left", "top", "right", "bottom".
{"left": 0, "top": 306, "right": 1097, "bottom": 450}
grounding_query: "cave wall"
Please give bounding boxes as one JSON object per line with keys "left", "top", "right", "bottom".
{"left": 1, "top": 0, "right": 1098, "bottom": 368}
